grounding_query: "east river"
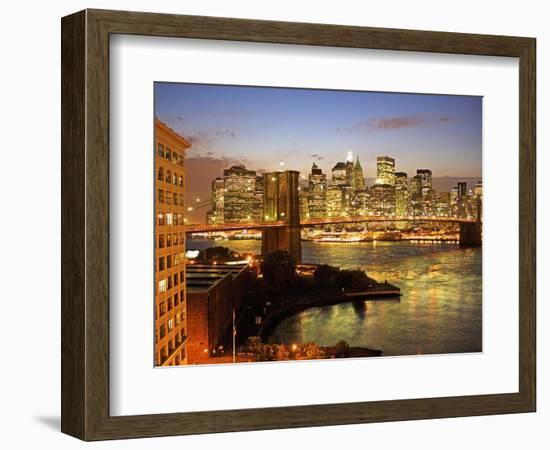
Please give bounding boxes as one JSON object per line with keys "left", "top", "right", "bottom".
{"left": 187, "top": 238, "right": 482, "bottom": 356}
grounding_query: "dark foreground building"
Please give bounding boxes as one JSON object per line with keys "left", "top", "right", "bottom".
{"left": 186, "top": 263, "right": 254, "bottom": 364}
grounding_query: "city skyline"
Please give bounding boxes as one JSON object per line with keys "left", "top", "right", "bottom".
{"left": 155, "top": 83, "right": 482, "bottom": 223}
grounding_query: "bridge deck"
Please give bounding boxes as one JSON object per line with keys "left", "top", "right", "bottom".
{"left": 184, "top": 216, "right": 478, "bottom": 234}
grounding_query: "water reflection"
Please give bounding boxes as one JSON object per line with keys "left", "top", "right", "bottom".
{"left": 187, "top": 238, "right": 482, "bottom": 356}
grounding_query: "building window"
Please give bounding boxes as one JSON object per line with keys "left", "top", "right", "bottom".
{"left": 158, "top": 213, "right": 164, "bottom": 226}
{"left": 159, "top": 325, "right": 166, "bottom": 339}
{"left": 166, "top": 191, "right": 172, "bottom": 205}
{"left": 172, "top": 152, "right": 179, "bottom": 165}
{"left": 166, "top": 234, "right": 172, "bottom": 247}
{"left": 167, "top": 255, "right": 172, "bottom": 268}
{"left": 180, "top": 271, "right": 184, "bottom": 283}
{"left": 179, "top": 194, "right": 184, "bottom": 206}
{"left": 174, "top": 292, "right": 179, "bottom": 306}
{"left": 172, "top": 173, "right": 177, "bottom": 184}
{"left": 158, "top": 234, "right": 165, "bottom": 248}
{"left": 175, "top": 312, "right": 181, "bottom": 325}
{"left": 166, "top": 170, "right": 171, "bottom": 184}
{"left": 174, "top": 275, "right": 179, "bottom": 287}
{"left": 172, "top": 194, "right": 178, "bottom": 207}
{"left": 168, "top": 318, "right": 174, "bottom": 331}
{"left": 157, "top": 166, "right": 164, "bottom": 181}
{"left": 158, "top": 189, "right": 164, "bottom": 203}
{"left": 168, "top": 297, "right": 173, "bottom": 311}
{"left": 157, "top": 143, "right": 164, "bottom": 157}
{"left": 179, "top": 175, "right": 183, "bottom": 187}
{"left": 166, "top": 148, "right": 171, "bottom": 161}
{"left": 168, "top": 276, "right": 173, "bottom": 289}
{"left": 166, "top": 213, "right": 173, "bottom": 225}
{"left": 158, "top": 256, "right": 165, "bottom": 271}
{"left": 158, "top": 278, "right": 168, "bottom": 293}
{"left": 159, "top": 302, "right": 166, "bottom": 316}
{"left": 178, "top": 155, "right": 184, "bottom": 167}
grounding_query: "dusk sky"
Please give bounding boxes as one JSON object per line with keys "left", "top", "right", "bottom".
{"left": 155, "top": 82, "right": 482, "bottom": 223}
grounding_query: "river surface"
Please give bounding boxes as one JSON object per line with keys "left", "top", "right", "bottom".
{"left": 187, "top": 238, "right": 482, "bottom": 356}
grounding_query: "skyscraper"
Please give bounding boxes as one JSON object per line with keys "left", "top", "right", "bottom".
{"left": 352, "top": 154, "right": 366, "bottom": 191}
{"left": 376, "top": 156, "right": 395, "bottom": 186}
{"left": 155, "top": 118, "right": 191, "bottom": 366}
{"left": 253, "top": 175, "right": 264, "bottom": 222}
{"left": 223, "top": 165, "right": 257, "bottom": 222}
{"left": 409, "top": 174, "right": 422, "bottom": 216}
{"left": 308, "top": 163, "right": 327, "bottom": 218}
{"left": 394, "top": 171, "right": 408, "bottom": 217}
{"left": 370, "top": 184, "right": 396, "bottom": 216}
{"left": 206, "top": 177, "right": 224, "bottom": 224}
{"left": 331, "top": 161, "right": 348, "bottom": 186}
{"left": 417, "top": 169, "right": 433, "bottom": 215}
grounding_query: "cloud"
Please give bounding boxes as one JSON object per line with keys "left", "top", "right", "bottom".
{"left": 367, "top": 115, "right": 427, "bottom": 130}
{"left": 185, "top": 128, "right": 237, "bottom": 151}
{"left": 208, "top": 109, "right": 252, "bottom": 117}
{"left": 310, "top": 153, "right": 325, "bottom": 160}
{"left": 335, "top": 114, "right": 450, "bottom": 134}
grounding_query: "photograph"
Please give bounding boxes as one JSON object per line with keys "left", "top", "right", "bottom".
{"left": 153, "top": 83, "right": 483, "bottom": 366}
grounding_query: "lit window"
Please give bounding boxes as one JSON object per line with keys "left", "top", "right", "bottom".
{"left": 158, "top": 279, "right": 167, "bottom": 293}
{"left": 166, "top": 213, "right": 173, "bottom": 225}
{"left": 168, "top": 318, "right": 174, "bottom": 331}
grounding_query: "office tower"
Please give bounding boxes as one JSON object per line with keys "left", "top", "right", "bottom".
{"left": 253, "top": 175, "right": 264, "bottom": 222}
{"left": 417, "top": 169, "right": 433, "bottom": 215}
{"left": 376, "top": 156, "right": 396, "bottom": 186}
{"left": 206, "top": 177, "right": 224, "bottom": 224}
{"left": 394, "top": 171, "right": 408, "bottom": 217}
{"left": 409, "top": 174, "right": 422, "bottom": 216}
{"left": 456, "top": 182, "right": 468, "bottom": 217}
{"left": 154, "top": 118, "right": 191, "bottom": 366}
{"left": 331, "top": 161, "right": 348, "bottom": 186}
{"left": 370, "top": 184, "right": 396, "bottom": 216}
{"left": 326, "top": 185, "right": 346, "bottom": 217}
{"left": 308, "top": 163, "right": 327, "bottom": 218}
{"left": 352, "top": 154, "right": 366, "bottom": 191}
{"left": 223, "top": 165, "right": 257, "bottom": 222}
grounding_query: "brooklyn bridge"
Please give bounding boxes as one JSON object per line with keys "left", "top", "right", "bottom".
{"left": 184, "top": 170, "right": 482, "bottom": 262}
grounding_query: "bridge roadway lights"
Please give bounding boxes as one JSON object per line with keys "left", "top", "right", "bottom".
{"left": 459, "top": 222, "right": 482, "bottom": 246}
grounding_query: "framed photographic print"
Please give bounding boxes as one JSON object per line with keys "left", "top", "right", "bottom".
{"left": 61, "top": 9, "right": 536, "bottom": 441}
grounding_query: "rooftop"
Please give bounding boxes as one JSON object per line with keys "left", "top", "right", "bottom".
{"left": 186, "top": 263, "right": 248, "bottom": 293}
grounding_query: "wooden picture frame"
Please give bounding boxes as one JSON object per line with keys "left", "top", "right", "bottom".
{"left": 61, "top": 9, "right": 536, "bottom": 441}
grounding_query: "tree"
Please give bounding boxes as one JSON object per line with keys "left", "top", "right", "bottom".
{"left": 336, "top": 269, "right": 369, "bottom": 290}
{"left": 332, "top": 340, "right": 351, "bottom": 358}
{"left": 261, "top": 250, "right": 296, "bottom": 291}
{"left": 200, "top": 246, "right": 238, "bottom": 262}
{"left": 313, "top": 264, "right": 339, "bottom": 287}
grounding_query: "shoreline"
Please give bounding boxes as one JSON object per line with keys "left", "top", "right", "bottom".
{"left": 259, "top": 285, "right": 400, "bottom": 342}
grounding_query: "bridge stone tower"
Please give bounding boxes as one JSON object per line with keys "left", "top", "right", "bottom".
{"left": 459, "top": 196, "right": 482, "bottom": 246}
{"left": 261, "top": 170, "right": 302, "bottom": 262}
